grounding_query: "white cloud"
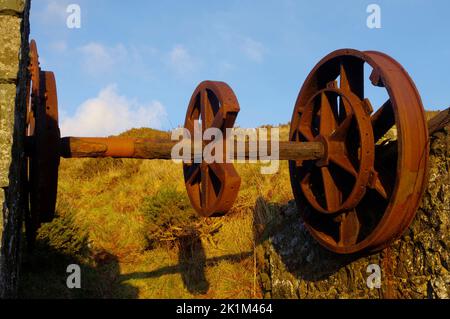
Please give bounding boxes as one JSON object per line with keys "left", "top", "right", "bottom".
{"left": 78, "top": 42, "right": 128, "bottom": 75}
{"left": 77, "top": 42, "right": 155, "bottom": 79}
{"left": 241, "top": 37, "right": 265, "bottom": 63}
{"left": 167, "top": 45, "right": 198, "bottom": 76}
{"left": 36, "top": 0, "right": 69, "bottom": 24}
{"left": 60, "top": 85, "right": 167, "bottom": 137}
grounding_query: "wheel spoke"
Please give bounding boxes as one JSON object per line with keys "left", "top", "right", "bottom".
{"left": 321, "top": 167, "right": 341, "bottom": 211}
{"left": 329, "top": 153, "right": 357, "bottom": 177}
{"left": 372, "top": 163, "right": 395, "bottom": 198}
{"left": 300, "top": 171, "right": 323, "bottom": 211}
{"left": 190, "top": 94, "right": 201, "bottom": 118}
{"left": 209, "top": 162, "right": 225, "bottom": 181}
{"left": 300, "top": 170, "right": 312, "bottom": 185}
{"left": 186, "top": 95, "right": 201, "bottom": 135}
{"left": 200, "top": 90, "right": 214, "bottom": 132}
{"left": 210, "top": 109, "right": 224, "bottom": 130}
{"left": 319, "top": 92, "right": 338, "bottom": 136}
{"left": 339, "top": 94, "right": 353, "bottom": 117}
{"left": 370, "top": 172, "right": 389, "bottom": 199}
{"left": 184, "top": 119, "right": 195, "bottom": 136}
{"left": 298, "top": 124, "right": 315, "bottom": 142}
{"left": 330, "top": 112, "right": 353, "bottom": 142}
{"left": 338, "top": 209, "right": 360, "bottom": 246}
{"left": 297, "top": 106, "right": 315, "bottom": 141}
{"left": 338, "top": 96, "right": 351, "bottom": 123}
{"left": 339, "top": 58, "right": 364, "bottom": 99}
{"left": 371, "top": 100, "right": 395, "bottom": 142}
{"left": 184, "top": 164, "right": 200, "bottom": 185}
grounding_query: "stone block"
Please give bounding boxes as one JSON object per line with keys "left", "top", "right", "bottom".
{"left": 0, "top": 15, "right": 22, "bottom": 80}
{"left": 0, "top": 0, "right": 25, "bottom": 13}
{"left": 0, "top": 83, "right": 15, "bottom": 188}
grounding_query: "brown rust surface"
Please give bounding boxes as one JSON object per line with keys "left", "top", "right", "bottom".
{"left": 289, "top": 49, "right": 429, "bottom": 254}
{"left": 183, "top": 81, "right": 242, "bottom": 217}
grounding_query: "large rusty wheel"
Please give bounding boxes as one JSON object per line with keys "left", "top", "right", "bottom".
{"left": 289, "top": 49, "right": 429, "bottom": 254}
{"left": 25, "top": 40, "right": 60, "bottom": 247}
{"left": 183, "top": 81, "right": 241, "bottom": 217}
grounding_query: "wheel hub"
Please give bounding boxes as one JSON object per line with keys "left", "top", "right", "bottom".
{"left": 298, "top": 87, "right": 375, "bottom": 215}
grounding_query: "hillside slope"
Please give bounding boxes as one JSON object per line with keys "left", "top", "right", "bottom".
{"left": 20, "top": 127, "right": 282, "bottom": 298}
{"left": 19, "top": 110, "right": 445, "bottom": 298}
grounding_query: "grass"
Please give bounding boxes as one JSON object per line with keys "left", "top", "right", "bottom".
{"left": 18, "top": 110, "right": 440, "bottom": 299}
{"left": 19, "top": 127, "right": 269, "bottom": 299}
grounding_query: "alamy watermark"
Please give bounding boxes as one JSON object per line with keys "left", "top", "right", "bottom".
{"left": 66, "top": 4, "right": 81, "bottom": 29}
{"left": 367, "top": 4, "right": 382, "bottom": 29}
{"left": 66, "top": 264, "right": 81, "bottom": 289}
{"left": 366, "top": 264, "right": 382, "bottom": 289}
{"left": 170, "top": 122, "right": 280, "bottom": 175}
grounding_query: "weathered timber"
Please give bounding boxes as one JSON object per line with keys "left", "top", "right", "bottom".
{"left": 59, "top": 137, "right": 325, "bottom": 161}
{"left": 428, "top": 107, "right": 450, "bottom": 135}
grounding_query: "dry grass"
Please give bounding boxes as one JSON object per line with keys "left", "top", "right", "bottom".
{"left": 19, "top": 111, "right": 438, "bottom": 298}
{"left": 20, "top": 127, "right": 267, "bottom": 299}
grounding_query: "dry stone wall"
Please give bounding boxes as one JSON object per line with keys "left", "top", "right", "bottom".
{"left": 258, "top": 125, "right": 450, "bottom": 299}
{"left": 0, "top": 0, "right": 30, "bottom": 298}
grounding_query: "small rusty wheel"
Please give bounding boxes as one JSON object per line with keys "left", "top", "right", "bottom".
{"left": 183, "top": 81, "right": 241, "bottom": 217}
{"left": 289, "top": 49, "right": 429, "bottom": 254}
{"left": 25, "top": 40, "right": 60, "bottom": 247}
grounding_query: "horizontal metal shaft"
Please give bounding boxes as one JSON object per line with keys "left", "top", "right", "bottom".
{"left": 60, "top": 137, "right": 325, "bottom": 161}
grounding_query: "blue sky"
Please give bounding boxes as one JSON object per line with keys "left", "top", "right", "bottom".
{"left": 31, "top": 0, "right": 450, "bottom": 136}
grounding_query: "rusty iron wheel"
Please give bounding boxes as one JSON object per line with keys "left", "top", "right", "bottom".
{"left": 25, "top": 40, "right": 61, "bottom": 248}
{"left": 183, "top": 81, "right": 241, "bottom": 217}
{"left": 289, "top": 49, "right": 429, "bottom": 254}
{"left": 33, "top": 70, "right": 60, "bottom": 224}
{"left": 24, "top": 39, "right": 41, "bottom": 247}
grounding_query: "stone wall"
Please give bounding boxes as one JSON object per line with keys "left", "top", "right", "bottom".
{"left": 0, "top": 0, "right": 30, "bottom": 298}
{"left": 257, "top": 124, "right": 450, "bottom": 299}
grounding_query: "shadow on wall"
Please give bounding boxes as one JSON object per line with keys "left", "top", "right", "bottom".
{"left": 253, "top": 196, "right": 367, "bottom": 282}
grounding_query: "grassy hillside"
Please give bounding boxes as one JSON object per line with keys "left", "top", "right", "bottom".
{"left": 19, "top": 110, "right": 441, "bottom": 298}
{"left": 19, "top": 126, "right": 293, "bottom": 299}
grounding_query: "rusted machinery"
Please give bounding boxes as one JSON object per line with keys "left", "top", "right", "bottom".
{"left": 25, "top": 40, "right": 429, "bottom": 254}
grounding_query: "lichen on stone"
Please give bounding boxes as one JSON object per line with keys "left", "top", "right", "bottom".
{"left": 258, "top": 125, "right": 449, "bottom": 299}
{"left": 0, "top": 84, "right": 15, "bottom": 188}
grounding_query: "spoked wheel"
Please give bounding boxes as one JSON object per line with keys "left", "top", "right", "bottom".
{"left": 289, "top": 49, "right": 429, "bottom": 254}
{"left": 25, "top": 40, "right": 61, "bottom": 248}
{"left": 24, "top": 40, "right": 41, "bottom": 247}
{"left": 183, "top": 81, "right": 241, "bottom": 217}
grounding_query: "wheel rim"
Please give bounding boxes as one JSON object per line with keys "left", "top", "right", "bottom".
{"left": 289, "top": 49, "right": 429, "bottom": 254}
